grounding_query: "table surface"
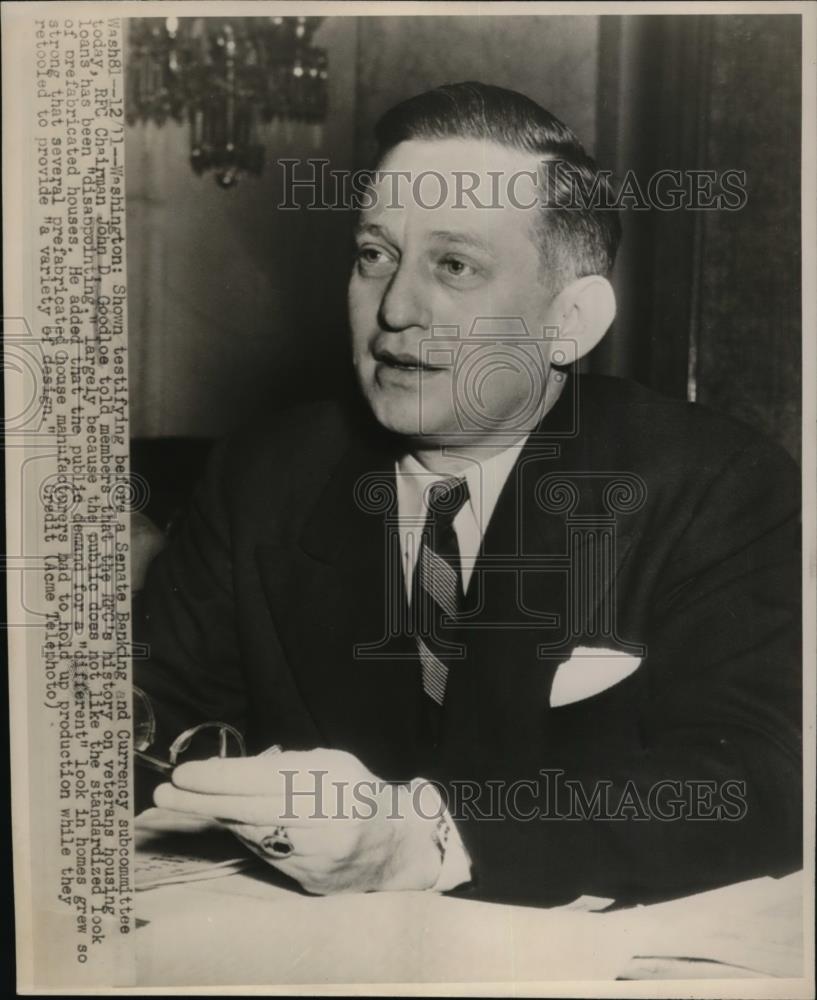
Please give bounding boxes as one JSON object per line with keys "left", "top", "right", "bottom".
{"left": 134, "top": 809, "right": 807, "bottom": 990}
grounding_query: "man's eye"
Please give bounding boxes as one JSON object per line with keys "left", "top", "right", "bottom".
{"left": 438, "top": 256, "right": 478, "bottom": 279}
{"left": 355, "top": 245, "right": 396, "bottom": 276}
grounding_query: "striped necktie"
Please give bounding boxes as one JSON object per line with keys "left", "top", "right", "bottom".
{"left": 411, "top": 477, "right": 470, "bottom": 706}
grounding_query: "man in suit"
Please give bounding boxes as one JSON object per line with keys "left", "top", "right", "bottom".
{"left": 136, "top": 82, "right": 801, "bottom": 905}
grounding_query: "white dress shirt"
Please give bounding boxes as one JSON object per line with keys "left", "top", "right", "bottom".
{"left": 395, "top": 437, "right": 531, "bottom": 597}
{"left": 393, "top": 436, "right": 530, "bottom": 891}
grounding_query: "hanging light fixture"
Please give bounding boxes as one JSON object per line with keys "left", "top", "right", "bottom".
{"left": 126, "top": 16, "right": 328, "bottom": 188}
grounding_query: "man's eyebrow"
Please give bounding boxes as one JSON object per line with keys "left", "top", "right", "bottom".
{"left": 354, "top": 224, "right": 495, "bottom": 256}
{"left": 354, "top": 222, "right": 396, "bottom": 243}
{"left": 428, "top": 230, "right": 495, "bottom": 255}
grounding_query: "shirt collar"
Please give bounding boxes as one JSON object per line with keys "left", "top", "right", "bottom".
{"left": 395, "top": 434, "right": 530, "bottom": 534}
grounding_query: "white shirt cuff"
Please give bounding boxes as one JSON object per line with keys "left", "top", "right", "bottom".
{"left": 433, "top": 807, "right": 472, "bottom": 891}
{"left": 412, "top": 779, "right": 472, "bottom": 892}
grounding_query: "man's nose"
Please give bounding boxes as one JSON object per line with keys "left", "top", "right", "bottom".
{"left": 377, "top": 264, "right": 430, "bottom": 332}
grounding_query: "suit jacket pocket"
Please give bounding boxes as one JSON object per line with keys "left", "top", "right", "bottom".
{"left": 549, "top": 646, "right": 642, "bottom": 707}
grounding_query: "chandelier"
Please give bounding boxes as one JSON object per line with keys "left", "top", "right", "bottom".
{"left": 126, "top": 16, "right": 328, "bottom": 188}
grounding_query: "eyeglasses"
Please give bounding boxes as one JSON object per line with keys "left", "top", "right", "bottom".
{"left": 134, "top": 686, "right": 247, "bottom": 775}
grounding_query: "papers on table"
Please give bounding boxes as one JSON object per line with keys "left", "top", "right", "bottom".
{"left": 135, "top": 807, "right": 251, "bottom": 890}
{"left": 624, "top": 871, "right": 804, "bottom": 979}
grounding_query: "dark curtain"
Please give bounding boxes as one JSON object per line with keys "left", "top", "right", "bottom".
{"left": 591, "top": 14, "right": 801, "bottom": 460}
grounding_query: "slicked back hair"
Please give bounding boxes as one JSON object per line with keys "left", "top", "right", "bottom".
{"left": 373, "top": 81, "right": 621, "bottom": 291}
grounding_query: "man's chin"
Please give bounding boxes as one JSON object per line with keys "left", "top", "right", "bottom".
{"left": 365, "top": 394, "right": 459, "bottom": 443}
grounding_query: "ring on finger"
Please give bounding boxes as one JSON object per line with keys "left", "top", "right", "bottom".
{"left": 260, "top": 825, "right": 294, "bottom": 858}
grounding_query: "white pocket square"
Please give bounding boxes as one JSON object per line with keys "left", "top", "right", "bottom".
{"left": 550, "top": 646, "right": 642, "bottom": 708}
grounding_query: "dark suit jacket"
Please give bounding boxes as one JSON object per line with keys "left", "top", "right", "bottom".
{"left": 134, "top": 374, "right": 802, "bottom": 906}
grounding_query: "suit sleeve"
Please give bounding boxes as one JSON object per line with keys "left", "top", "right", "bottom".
{"left": 132, "top": 440, "right": 249, "bottom": 811}
{"left": 438, "top": 438, "right": 803, "bottom": 905}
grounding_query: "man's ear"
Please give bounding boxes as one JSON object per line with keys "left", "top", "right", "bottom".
{"left": 547, "top": 276, "right": 616, "bottom": 364}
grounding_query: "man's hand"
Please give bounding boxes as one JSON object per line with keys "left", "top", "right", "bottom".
{"left": 154, "top": 749, "right": 444, "bottom": 895}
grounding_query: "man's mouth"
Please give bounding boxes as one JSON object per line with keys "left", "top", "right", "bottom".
{"left": 374, "top": 348, "right": 446, "bottom": 372}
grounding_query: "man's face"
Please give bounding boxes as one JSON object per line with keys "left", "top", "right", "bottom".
{"left": 349, "top": 138, "right": 562, "bottom": 446}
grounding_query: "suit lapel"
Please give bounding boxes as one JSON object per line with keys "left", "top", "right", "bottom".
{"left": 440, "top": 439, "right": 570, "bottom": 764}
{"left": 256, "top": 432, "right": 426, "bottom": 779}
{"left": 438, "top": 381, "right": 638, "bottom": 771}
